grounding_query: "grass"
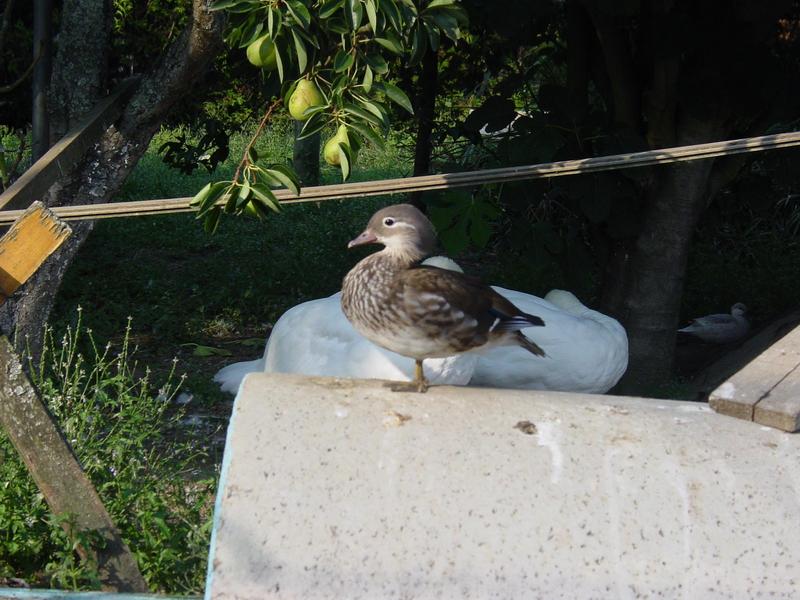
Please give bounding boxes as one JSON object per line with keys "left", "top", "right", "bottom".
{"left": 0, "top": 311, "right": 213, "bottom": 593}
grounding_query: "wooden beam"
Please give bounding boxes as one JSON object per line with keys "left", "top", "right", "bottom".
{"left": 0, "top": 78, "right": 139, "bottom": 211}
{"left": 0, "top": 201, "right": 71, "bottom": 301}
{"left": 710, "top": 322, "right": 800, "bottom": 432}
{"left": 0, "top": 336, "right": 148, "bottom": 592}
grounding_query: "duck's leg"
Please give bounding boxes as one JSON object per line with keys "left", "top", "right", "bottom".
{"left": 387, "top": 359, "right": 429, "bottom": 393}
{"left": 414, "top": 359, "right": 429, "bottom": 392}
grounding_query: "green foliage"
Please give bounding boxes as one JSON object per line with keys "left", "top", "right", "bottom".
{"left": 197, "top": 0, "right": 468, "bottom": 231}
{"left": 158, "top": 117, "right": 231, "bottom": 175}
{"left": 0, "top": 311, "right": 215, "bottom": 593}
{"left": 0, "top": 126, "right": 29, "bottom": 191}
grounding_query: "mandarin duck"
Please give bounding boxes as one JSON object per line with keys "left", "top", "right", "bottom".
{"left": 340, "top": 204, "right": 546, "bottom": 392}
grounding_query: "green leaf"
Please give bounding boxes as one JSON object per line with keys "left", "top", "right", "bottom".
{"left": 363, "top": 53, "right": 388, "bottom": 74}
{"left": 237, "top": 21, "right": 264, "bottom": 48}
{"left": 190, "top": 182, "right": 212, "bottom": 207}
{"left": 365, "top": 0, "right": 378, "bottom": 31}
{"left": 265, "top": 165, "right": 301, "bottom": 196}
{"left": 426, "top": 21, "right": 440, "bottom": 51}
{"left": 203, "top": 206, "right": 222, "bottom": 234}
{"left": 343, "top": 102, "right": 385, "bottom": 127}
{"left": 338, "top": 142, "right": 352, "bottom": 181}
{"left": 320, "top": 0, "right": 344, "bottom": 18}
{"left": 379, "top": 81, "right": 414, "bottom": 114}
{"left": 347, "top": 120, "right": 386, "bottom": 150}
{"left": 209, "top": 0, "right": 253, "bottom": 10}
{"left": 194, "top": 181, "right": 230, "bottom": 216}
{"left": 274, "top": 45, "right": 284, "bottom": 82}
{"left": 298, "top": 111, "right": 329, "bottom": 139}
{"left": 426, "top": 0, "right": 456, "bottom": 8}
{"left": 347, "top": 0, "right": 364, "bottom": 28}
{"left": 409, "top": 21, "right": 427, "bottom": 66}
{"left": 291, "top": 30, "right": 308, "bottom": 72}
{"left": 182, "top": 343, "right": 233, "bottom": 357}
{"left": 380, "top": 0, "right": 402, "bottom": 29}
{"left": 267, "top": 7, "right": 277, "bottom": 38}
{"left": 285, "top": 0, "right": 311, "bottom": 29}
{"left": 334, "top": 50, "right": 355, "bottom": 72}
{"left": 362, "top": 64, "right": 373, "bottom": 92}
{"left": 374, "top": 36, "right": 403, "bottom": 55}
{"left": 353, "top": 97, "right": 388, "bottom": 122}
{"left": 251, "top": 183, "right": 281, "bottom": 212}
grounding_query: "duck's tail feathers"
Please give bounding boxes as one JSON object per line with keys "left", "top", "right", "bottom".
{"left": 490, "top": 309, "right": 545, "bottom": 332}
{"left": 516, "top": 331, "right": 546, "bottom": 357}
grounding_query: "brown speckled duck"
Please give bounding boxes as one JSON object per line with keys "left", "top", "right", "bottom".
{"left": 341, "top": 204, "right": 546, "bottom": 392}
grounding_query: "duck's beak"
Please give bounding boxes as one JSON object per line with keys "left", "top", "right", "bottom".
{"left": 347, "top": 229, "right": 377, "bottom": 248}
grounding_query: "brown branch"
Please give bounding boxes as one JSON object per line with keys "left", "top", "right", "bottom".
{"left": 232, "top": 99, "right": 282, "bottom": 184}
{"left": 0, "top": 46, "right": 41, "bottom": 94}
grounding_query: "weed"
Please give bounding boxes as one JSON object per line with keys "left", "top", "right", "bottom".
{"left": 0, "top": 310, "right": 215, "bottom": 593}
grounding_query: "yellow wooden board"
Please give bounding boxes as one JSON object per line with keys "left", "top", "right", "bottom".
{"left": 0, "top": 201, "right": 71, "bottom": 302}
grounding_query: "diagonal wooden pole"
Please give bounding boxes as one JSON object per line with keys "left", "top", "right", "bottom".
{"left": 0, "top": 202, "right": 147, "bottom": 592}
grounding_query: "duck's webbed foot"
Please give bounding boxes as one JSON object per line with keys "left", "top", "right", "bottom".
{"left": 386, "top": 359, "right": 429, "bottom": 393}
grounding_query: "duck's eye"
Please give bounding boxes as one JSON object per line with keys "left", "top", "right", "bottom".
{"left": 383, "top": 217, "right": 396, "bottom": 227}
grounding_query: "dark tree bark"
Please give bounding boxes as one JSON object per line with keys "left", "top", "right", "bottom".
{"left": 32, "top": 0, "right": 52, "bottom": 160}
{"left": 409, "top": 49, "right": 438, "bottom": 209}
{"left": 612, "top": 117, "right": 725, "bottom": 392}
{"left": 293, "top": 120, "right": 320, "bottom": 185}
{"left": 583, "top": 1, "right": 736, "bottom": 393}
{"left": 0, "top": 0, "right": 224, "bottom": 356}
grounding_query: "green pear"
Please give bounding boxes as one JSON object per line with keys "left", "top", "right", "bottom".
{"left": 246, "top": 35, "right": 277, "bottom": 69}
{"left": 323, "top": 125, "right": 350, "bottom": 166}
{"left": 288, "top": 80, "right": 325, "bottom": 121}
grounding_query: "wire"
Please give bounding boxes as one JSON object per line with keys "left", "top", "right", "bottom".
{"left": 1, "top": 130, "right": 799, "bottom": 224}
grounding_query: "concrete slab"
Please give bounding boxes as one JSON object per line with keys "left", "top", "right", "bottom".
{"left": 206, "top": 373, "right": 800, "bottom": 599}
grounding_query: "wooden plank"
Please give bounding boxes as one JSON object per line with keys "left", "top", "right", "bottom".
{"left": 754, "top": 365, "right": 800, "bottom": 432}
{"left": 690, "top": 309, "right": 800, "bottom": 396}
{"left": 0, "top": 201, "right": 71, "bottom": 301}
{"left": 709, "top": 322, "right": 800, "bottom": 431}
{"left": 0, "top": 78, "right": 139, "bottom": 211}
{"left": 0, "top": 337, "right": 148, "bottom": 592}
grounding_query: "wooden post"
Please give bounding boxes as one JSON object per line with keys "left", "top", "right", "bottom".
{"left": 0, "top": 203, "right": 148, "bottom": 591}
{"left": 0, "top": 78, "right": 139, "bottom": 212}
{"left": 0, "top": 202, "right": 71, "bottom": 301}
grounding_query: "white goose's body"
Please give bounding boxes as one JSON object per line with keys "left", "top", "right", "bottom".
{"left": 214, "top": 272, "right": 628, "bottom": 395}
{"left": 469, "top": 288, "right": 628, "bottom": 393}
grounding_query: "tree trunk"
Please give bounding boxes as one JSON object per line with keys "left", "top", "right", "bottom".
{"left": 0, "top": 0, "right": 224, "bottom": 357}
{"left": 32, "top": 0, "right": 53, "bottom": 160}
{"left": 611, "top": 116, "right": 725, "bottom": 393}
{"left": 409, "top": 49, "right": 438, "bottom": 209}
{"left": 293, "top": 120, "right": 320, "bottom": 186}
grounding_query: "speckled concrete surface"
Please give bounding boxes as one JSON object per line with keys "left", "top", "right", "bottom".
{"left": 206, "top": 373, "right": 800, "bottom": 599}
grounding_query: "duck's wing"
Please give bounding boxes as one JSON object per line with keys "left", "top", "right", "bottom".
{"left": 397, "top": 267, "right": 545, "bottom": 351}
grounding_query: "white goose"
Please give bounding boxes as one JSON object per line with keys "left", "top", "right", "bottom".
{"left": 214, "top": 258, "right": 628, "bottom": 394}
{"left": 677, "top": 303, "right": 750, "bottom": 344}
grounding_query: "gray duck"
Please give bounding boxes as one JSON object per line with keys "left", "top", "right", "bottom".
{"left": 341, "top": 204, "right": 546, "bottom": 392}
